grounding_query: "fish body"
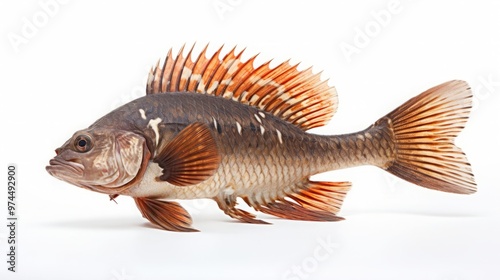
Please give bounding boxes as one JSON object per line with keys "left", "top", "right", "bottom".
{"left": 47, "top": 45, "right": 476, "bottom": 231}
{"left": 96, "top": 93, "right": 387, "bottom": 199}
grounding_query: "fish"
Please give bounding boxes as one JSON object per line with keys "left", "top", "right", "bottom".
{"left": 46, "top": 44, "right": 476, "bottom": 232}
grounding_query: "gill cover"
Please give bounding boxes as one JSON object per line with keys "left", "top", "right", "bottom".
{"left": 88, "top": 130, "right": 151, "bottom": 194}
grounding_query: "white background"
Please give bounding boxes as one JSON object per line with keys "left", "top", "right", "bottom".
{"left": 1, "top": 0, "right": 499, "bottom": 279}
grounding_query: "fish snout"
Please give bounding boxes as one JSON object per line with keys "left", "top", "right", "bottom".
{"left": 46, "top": 157, "right": 85, "bottom": 178}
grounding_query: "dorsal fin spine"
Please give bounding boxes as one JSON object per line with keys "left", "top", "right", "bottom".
{"left": 208, "top": 46, "right": 237, "bottom": 95}
{"left": 224, "top": 54, "right": 258, "bottom": 100}
{"left": 149, "top": 60, "right": 161, "bottom": 94}
{"left": 160, "top": 49, "right": 174, "bottom": 93}
{"left": 263, "top": 66, "right": 315, "bottom": 113}
{"left": 235, "top": 60, "right": 272, "bottom": 103}
{"left": 244, "top": 60, "right": 291, "bottom": 107}
{"left": 253, "top": 61, "right": 302, "bottom": 108}
{"left": 297, "top": 103, "right": 334, "bottom": 128}
{"left": 279, "top": 79, "right": 333, "bottom": 126}
{"left": 187, "top": 44, "right": 210, "bottom": 92}
{"left": 179, "top": 44, "right": 196, "bottom": 92}
{"left": 169, "top": 44, "right": 186, "bottom": 92}
{"left": 207, "top": 46, "right": 238, "bottom": 95}
{"left": 215, "top": 47, "right": 245, "bottom": 96}
{"left": 146, "top": 66, "right": 154, "bottom": 93}
{"left": 273, "top": 71, "right": 323, "bottom": 118}
{"left": 288, "top": 81, "right": 332, "bottom": 118}
{"left": 146, "top": 44, "right": 338, "bottom": 130}
{"left": 197, "top": 45, "right": 225, "bottom": 93}
{"left": 261, "top": 74, "right": 304, "bottom": 113}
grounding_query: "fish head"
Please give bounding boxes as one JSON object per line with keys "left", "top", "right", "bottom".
{"left": 46, "top": 128, "right": 151, "bottom": 194}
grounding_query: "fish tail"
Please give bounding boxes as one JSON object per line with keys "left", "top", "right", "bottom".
{"left": 377, "top": 80, "right": 476, "bottom": 194}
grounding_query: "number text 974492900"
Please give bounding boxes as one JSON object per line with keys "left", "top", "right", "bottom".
{"left": 7, "top": 165, "right": 17, "bottom": 273}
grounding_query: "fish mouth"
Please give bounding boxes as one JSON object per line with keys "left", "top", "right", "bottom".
{"left": 46, "top": 157, "right": 85, "bottom": 179}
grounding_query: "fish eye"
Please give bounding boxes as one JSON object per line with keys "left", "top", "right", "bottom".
{"left": 74, "top": 135, "right": 93, "bottom": 152}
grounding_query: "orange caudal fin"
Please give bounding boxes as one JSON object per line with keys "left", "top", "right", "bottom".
{"left": 381, "top": 80, "right": 476, "bottom": 194}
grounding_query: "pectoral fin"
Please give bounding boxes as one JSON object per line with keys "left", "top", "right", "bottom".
{"left": 154, "top": 122, "right": 221, "bottom": 186}
{"left": 134, "top": 197, "right": 198, "bottom": 232}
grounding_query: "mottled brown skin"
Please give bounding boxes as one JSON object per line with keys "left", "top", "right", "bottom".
{"left": 89, "top": 93, "right": 391, "bottom": 203}
{"left": 98, "top": 92, "right": 394, "bottom": 169}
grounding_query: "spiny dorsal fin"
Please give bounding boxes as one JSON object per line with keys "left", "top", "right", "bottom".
{"left": 146, "top": 44, "right": 337, "bottom": 130}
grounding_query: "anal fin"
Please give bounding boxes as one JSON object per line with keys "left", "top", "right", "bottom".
{"left": 289, "top": 180, "right": 351, "bottom": 214}
{"left": 257, "top": 180, "right": 351, "bottom": 221}
{"left": 259, "top": 200, "right": 344, "bottom": 221}
{"left": 134, "top": 197, "right": 198, "bottom": 232}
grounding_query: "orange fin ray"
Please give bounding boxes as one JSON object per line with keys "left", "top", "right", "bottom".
{"left": 214, "top": 193, "right": 269, "bottom": 224}
{"left": 214, "top": 47, "right": 246, "bottom": 97}
{"left": 248, "top": 180, "right": 351, "bottom": 221}
{"left": 258, "top": 200, "right": 344, "bottom": 222}
{"left": 159, "top": 48, "right": 174, "bottom": 93}
{"left": 288, "top": 180, "right": 352, "bottom": 214}
{"left": 154, "top": 122, "right": 221, "bottom": 187}
{"left": 186, "top": 44, "right": 211, "bottom": 92}
{"left": 196, "top": 45, "right": 225, "bottom": 93}
{"left": 169, "top": 44, "right": 187, "bottom": 92}
{"left": 134, "top": 197, "right": 198, "bottom": 232}
{"left": 146, "top": 44, "right": 337, "bottom": 130}
{"left": 382, "top": 80, "right": 476, "bottom": 194}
